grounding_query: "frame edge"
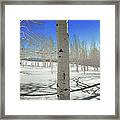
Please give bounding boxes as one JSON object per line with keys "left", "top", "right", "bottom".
{"left": 0, "top": 0, "right": 119, "bottom": 119}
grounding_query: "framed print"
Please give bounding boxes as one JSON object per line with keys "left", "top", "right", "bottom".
{"left": 0, "top": 0, "right": 119, "bottom": 119}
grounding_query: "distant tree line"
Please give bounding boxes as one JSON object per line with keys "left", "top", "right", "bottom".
{"left": 69, "top": 35, "right": 100, "bottom": 73}
{"left": 21, "top": 35, "right": 100, "bottom": 71}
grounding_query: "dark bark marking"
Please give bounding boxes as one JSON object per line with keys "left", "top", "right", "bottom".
{"left": 64, "top": 88, "right": 69, "bottom": 91}
{"left": 59, "top": 49, "right": 63, "bottom": 52}
{"left": 57, "top": 84, "right": 62, "bottom": 90}
{"left": 63, "top": 73, "right": 65, "bottom": 79}
{"left": 67, "top": 33, "right": 69, "bottom": 37}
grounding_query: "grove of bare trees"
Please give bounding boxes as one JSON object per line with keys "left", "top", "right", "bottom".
{"left": 69, "top": 36, "right": 100, "bottom": 74}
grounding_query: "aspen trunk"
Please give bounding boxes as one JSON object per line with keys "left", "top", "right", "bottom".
{"left": 76, "top": 63, "right": 79, "bottom": 72}
{"left": 83, "top": 65, "right": 86, "bottom": 74}
{"left": 37, "top": 62, "right": 39, "bottom": 67}
{"left": 56, "top": 20, "right": 70, "bottom": 100}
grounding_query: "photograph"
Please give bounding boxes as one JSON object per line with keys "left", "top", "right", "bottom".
{"left": 20, "top": 20, "right": 100, "bottom": 100}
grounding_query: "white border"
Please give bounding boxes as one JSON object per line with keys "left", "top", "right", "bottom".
{"left": 5, "top": 5, "right": 115, "bottom": 115}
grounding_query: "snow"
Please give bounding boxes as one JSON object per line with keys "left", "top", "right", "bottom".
{"left": 20, "top": 61, "right": 100, "bottom": 100}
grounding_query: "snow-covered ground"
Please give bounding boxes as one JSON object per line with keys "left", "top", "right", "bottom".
{"left": 20, "top": 61, "right": 100, "bottom": 100}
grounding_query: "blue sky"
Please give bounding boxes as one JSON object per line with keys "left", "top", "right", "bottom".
{"left": 20, "top": 20, "right": 100, "bottom": 48}
{"left": 68, "top": 20, "right": 100, "bottom": 46}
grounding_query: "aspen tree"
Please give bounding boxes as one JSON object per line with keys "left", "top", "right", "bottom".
{"left": 56, "top": 20, "right": 70, "bottom": 100}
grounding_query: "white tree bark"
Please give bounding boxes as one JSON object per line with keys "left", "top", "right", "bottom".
{"left": 56, "top": 20, "right": 70, "bottom": 100}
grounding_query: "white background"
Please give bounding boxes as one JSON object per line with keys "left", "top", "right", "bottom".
{"left": 5, "top": 5, "right": 115, "bottom": 115}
